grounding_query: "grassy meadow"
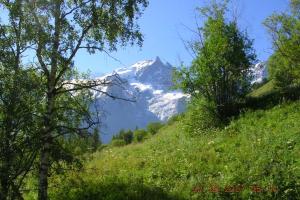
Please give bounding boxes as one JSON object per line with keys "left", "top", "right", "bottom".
{"left": 30, "top": 99, "right": 300, "bottom": 200}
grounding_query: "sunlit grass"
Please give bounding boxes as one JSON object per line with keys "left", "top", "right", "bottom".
{"left": 47, "top": 101, "right": 300, "bottom": 200}
{"left": 248, "top": 80, "right": 276, "bottom": 98}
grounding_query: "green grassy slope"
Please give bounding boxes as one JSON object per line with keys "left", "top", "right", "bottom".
{"left": 248, "top": 80, "right": 276, "bottom": 98}
{"left": 50, "top": 102, "right": 300, "bottom": 200}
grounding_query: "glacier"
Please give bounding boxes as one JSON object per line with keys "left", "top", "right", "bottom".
{"left": 91, "top": 57, "right": 188, "bottom": 143}
{"left": 89, "top": 57, "right": 267, "bottom": 143}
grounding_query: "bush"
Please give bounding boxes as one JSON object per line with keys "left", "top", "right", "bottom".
{"left": 122, "top": 130, "right": 134, "bottom": 144}
{"left": 112, "top": 129, "right": 134, "bottom": 145}
{"left": 147, "top": 122, "right": 163, "bottom": 135}
{"left": 111, "top": 139, "right": 126, "bottom": 147}
{"left": 182, "top": 98, "right": 221, "bottom": 135}
{"left": 134, "top": 130, "right": 148, "bottom": 142}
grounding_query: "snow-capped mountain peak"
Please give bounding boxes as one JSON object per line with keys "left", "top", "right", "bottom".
{"left": 93, "top": 58, "right": 188, "bottom": 143}
{"left": 130, "top": 56, "right": 163, "bottom": 71}
{"left": 252, "top": 62, "right": 268, "bottom": 84}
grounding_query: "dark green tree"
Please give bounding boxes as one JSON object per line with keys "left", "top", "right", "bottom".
{"left": 123, "top": 130, "right": 134, "bottom": 144}
{"left": 112, "top": 129, "right": 125, "bottom": 140}
{"left": 91, "top": 127, "right": 102, "bottom": 151}
{"left": 174, "top": 0, "right": 256, "bottom": 120}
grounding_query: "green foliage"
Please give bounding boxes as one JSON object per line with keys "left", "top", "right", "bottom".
{"left": 134, "top": 129, "right": 148, "bottom": 142}
{"left": 112, "top": 129, "right": 134, "bottom": 145}
{"left": 62, "top": 128, "right": 102, "bottom": 157}
{"left": 46, "top": 101, "right": 300, "bottom": 200}
{"left": 147, "top": 122, "right": 164, "bottom": 135}
{"left": 0, "top": 1, "right": 45, "bottom": 197}
{"left": 182, "top": 98, "right": 221, "bottom": 135}
{"left": 267, "top": 52, "right": 296, "bottom": 88}
{"left": 123, "top": 130, "right": 134, "bottom": 145}
{"left": 264, "top": 0, "right": 300, "bottom": 87}
{"left": 111, "top": 139, "right": 126, "bottom": 147}
{"left": 0, "top": 66, "right": 43, "bottom": 199}
{"left": 112, "top": 123, "right": 165, "bottom": 146}
{"left": 0, "top": 0, "right": 149, "bottom": 198}
{"left": 91, "top": 128, "right": 102, "bottom": 152}
{"left": 174, "top": 0, "right": 256, "bottom": 119}
{"left": 112, "top": 129, "right": 125, "bottom": 140}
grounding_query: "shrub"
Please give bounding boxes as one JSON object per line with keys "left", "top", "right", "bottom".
{"left": 122, "top": 130, "right": 134, "bottom": 144}
{"left": 112, "top": 129, "right": 125, "bottom": 140}
{"left": 112, "top": 129, "right": 134, "bottom": 145}
{"left": 111, "top": 139, "right": 126, "bottom": 147}
{"left": 134, "top": 130, "right": 148, "bottom": 142}
{"left": 147, "top": 122, "right": 163, "bottom": 135}
{"left": 182, "top": 98, "right": 221, "bottom": 135}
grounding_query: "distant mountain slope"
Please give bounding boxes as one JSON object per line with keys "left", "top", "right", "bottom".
{"left": 91, "top": 59, "right": 267, "bottom": 143}
{"left": 92, "top": 57, "right": 188, "bottom": 143}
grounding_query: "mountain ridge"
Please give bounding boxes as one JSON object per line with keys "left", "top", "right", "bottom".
{"left": 92, "top": 57, "right": 188, "bottom": 143}
{"left": 91, "top": 58, "right": 267, "bottom": 143}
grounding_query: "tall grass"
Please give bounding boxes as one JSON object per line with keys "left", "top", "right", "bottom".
{"left": 38, "top": 101, "right": 300, "bottom": 200}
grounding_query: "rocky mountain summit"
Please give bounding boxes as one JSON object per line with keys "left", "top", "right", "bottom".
{"left": 92, "top": 57, "right": 188, "bottom": 143}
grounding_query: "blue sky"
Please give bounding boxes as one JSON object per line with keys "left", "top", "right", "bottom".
{"left": 1, "top": 0, "right": 290, "bottom": 76}
{"left": 75, "top": 0, "right": 289, "bottom": 76}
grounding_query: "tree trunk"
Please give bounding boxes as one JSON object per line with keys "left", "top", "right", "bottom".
{"left": 38, "top": 91, "right": 55, "bottom": 200}
{"left": 38, "top": 143, "right": 50, "bottom": 200}
{"left": 11, "top": 183, "right": 24, "bottom": 200}
{"left": 1, "top": 178, "right": 9, "bottom": 200}
{"left": 37, "top": 2, "right": 60, "bottom": 190}
{"left": 1, "top": 124, "right": 12, "bottom": 200}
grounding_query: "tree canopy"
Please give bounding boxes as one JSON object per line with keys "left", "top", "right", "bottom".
{"left": 0, "top": 0, "right": 148, "bottom": 199}
{"left": 174, "top": 0, "right": 256, "bottom": 119}
{"left": 264, "top": 0, "right": 300, "bottom": 87}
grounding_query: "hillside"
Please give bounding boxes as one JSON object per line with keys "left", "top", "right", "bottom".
{"left": 47, "top": 101, "right": 300, "bottom": 200}
{"left": 248, "top": 80, "right": 276, "bottom": 98}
